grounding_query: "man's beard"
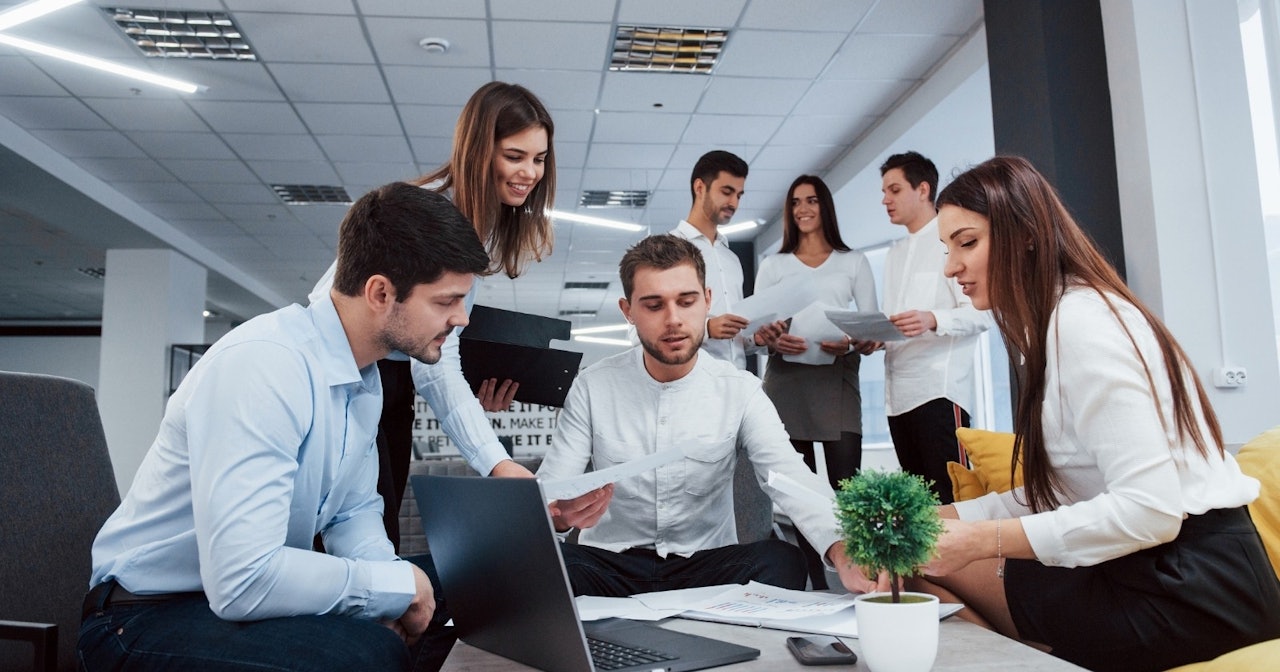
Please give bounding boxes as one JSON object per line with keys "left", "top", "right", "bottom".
{"left": 638, "top": 328, "right": 703, "bottom": 366}
{"left": 381, "top": 306, "right": 449, "bottom": 364}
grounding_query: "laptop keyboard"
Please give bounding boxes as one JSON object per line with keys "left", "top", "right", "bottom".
{"left": 587, "top": 637, "right": 677, "bottom": 670}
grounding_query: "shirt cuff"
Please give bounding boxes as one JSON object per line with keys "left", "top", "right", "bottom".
{"left": 359, "top": 559, "right": 416, "bottom": 621}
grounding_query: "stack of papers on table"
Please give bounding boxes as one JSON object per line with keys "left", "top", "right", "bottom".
{"left": 575, "top": 581, "right": 963, "bottom": 638}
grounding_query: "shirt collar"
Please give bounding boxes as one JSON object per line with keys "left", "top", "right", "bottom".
{"left": 309, "top": 294, "right": 379, "bottom": 392}
{"left": 675, "top": 220, "right": 729, "bottom": 249}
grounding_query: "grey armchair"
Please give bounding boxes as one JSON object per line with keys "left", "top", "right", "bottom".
{"left": 0, "top": 372, "right": 120, "bottom": 672}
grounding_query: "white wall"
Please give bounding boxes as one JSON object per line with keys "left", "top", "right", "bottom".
{"left": 0, "top": 336, "right": 101, "bottom": 388}
{"left": 1103, "top": 0, "right": 1280, "bottom": 444}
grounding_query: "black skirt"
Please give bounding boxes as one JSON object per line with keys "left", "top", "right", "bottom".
{"left": 1005, "top": 506, "right": 1280, "bottom": 672}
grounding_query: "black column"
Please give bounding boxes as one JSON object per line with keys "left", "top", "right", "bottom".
{"left": 729, "top": 240, "right": 758, "bottom": 376}
{"left": 984, "top": 0, "right": 1126, "bottom": 279}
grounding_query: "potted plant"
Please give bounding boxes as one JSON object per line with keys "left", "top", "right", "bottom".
{"left": 835, "top": 470, "right": 944, "bottom": 672}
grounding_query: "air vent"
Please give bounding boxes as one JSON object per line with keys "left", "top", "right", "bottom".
{"left": 610, "top": 26, "right": 729, "bottom": 74}
{"left": 77, "top": 267, "right": 106, "bottom": 280}
{"left": 108, "top": 8, "right": 257, "bottom": 60}
{"left": 579, "top": 190, "right": 650, "bottom": 208}
{"left": 558, "top": 310, "right": 598, "bottom": 317}
{"left": 272, "top": 184, "right": 352, "bottom": 205}
{"left": 564, "top": 282, "right": 610, "bottom": 290}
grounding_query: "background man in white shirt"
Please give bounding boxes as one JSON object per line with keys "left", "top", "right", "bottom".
{"left": 669, "top": 150, "right": 769, "bottom": 370}
{"left": 538, "top": 234, "right": 886, "bottom": 598}
{"left": 879, "top": 151, "right": 990, "bottom": 503}
{"left": 79, "top": 184, "right": 491, "bottom": 672}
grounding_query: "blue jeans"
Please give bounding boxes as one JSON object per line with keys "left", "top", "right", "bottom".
{"left": 78, "top": 555, "right": 454, "bottom": 672}
{"left": 560, "top": 540, "right": 807, "bottom": 597}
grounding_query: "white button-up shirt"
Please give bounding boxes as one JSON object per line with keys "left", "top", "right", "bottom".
{"left": 881, "top": 217, "right": 990, "bottom": 415}
{"left": 670, "top": 220, "right": 750, "bottom": 369}
{"left": 537, "top": 348, "right": 841, "bottom": 559}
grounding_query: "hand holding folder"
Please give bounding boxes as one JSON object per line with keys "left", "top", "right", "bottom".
{"left": 459, "top": 305, "right": 583, "bottom": 408}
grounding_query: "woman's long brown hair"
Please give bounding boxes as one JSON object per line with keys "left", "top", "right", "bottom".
{"left": 936, "top": 156, "right": 1223, "bottom": 513}
{"left": 413, "top": 81, "right": 555, "bottom": 278}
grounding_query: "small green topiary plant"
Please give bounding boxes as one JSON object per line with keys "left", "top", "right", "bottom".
{"left": 835, "top": 470, "right": 943, "bottom": 603}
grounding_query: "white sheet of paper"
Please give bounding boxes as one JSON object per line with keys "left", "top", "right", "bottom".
{"left": 686, "top": 582, "right": 858, "bottom": 620}
{"left": 732, "top": 274, "right": 821, "bottom": 322}
{"left": 824, "top": 310, "right": 907, "bottom": 342}
{"left": 574, "top": 596, "right": 683, "bottom": 621}
{"left": 782, "top": 302, "right": 848, "bottom": 365}
{"left": 538, "top": 447, "right": 684, "bottom": 501}
{"left": 741, "top": 312, "right": 778, "bottom": 343}
{"left": 631, "top": 584, "right": 735, "bottom": 611}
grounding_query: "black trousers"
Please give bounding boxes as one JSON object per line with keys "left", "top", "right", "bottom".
{"left": 888, "top": 398, "right": 970, "bottom": 504}
{"left": 377, "top": 359, "right": 417, "bottom": 553}
{"left": 559, "top": 540, "right": 807, "bottom": 598}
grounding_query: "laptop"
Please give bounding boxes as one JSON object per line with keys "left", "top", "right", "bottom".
{"left": 411, "top": 475, "right": 760, "bottom": 672}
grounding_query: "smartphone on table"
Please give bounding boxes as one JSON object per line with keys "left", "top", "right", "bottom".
{"left": 785, "top": 635, "right": 858, "bottom": 665}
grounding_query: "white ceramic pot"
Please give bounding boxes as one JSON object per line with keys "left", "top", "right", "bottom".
{"left": 855, "top": 591, "right": 940, "bottom": 672}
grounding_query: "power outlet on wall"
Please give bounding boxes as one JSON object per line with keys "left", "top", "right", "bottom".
{"left": 1212, "top": 367, "right": 1248, "bottom": 388}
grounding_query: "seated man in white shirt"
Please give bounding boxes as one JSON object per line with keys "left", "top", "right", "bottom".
{"left": 79, "top": 183, "right": 492, "bottom": 672}
{"left": 538, "top": 234, "right": 886, "bottom": 597}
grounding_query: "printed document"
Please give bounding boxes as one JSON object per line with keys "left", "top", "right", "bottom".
{"left": 825, "top": 310, "right": 907, "bottom": 343}
{"left": 539, "top": 447, "right": 683, "bottom": 501}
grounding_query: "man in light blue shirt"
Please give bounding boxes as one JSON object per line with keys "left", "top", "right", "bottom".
{"left": 79, "top": 183, "right": 491, "bottom": 672}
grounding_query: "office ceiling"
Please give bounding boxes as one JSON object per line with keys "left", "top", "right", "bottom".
{"left": 0, "top": 0, "right": 983, "bottom": 329}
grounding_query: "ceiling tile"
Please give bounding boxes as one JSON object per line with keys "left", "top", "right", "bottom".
{"left": 221, "top": 133, "right": 325, "bottom": 162}
{"left": 599, "top": 72, "right": 708, "bottom": 113}
{"left": 268, "top": 64, "right": 390, "bottom": 103}
{"left": 0, "top": 58, "right": 71, "bottom": 96}
{"left": 751, "top": 144, "right": 844, "bottom": 173}
{"left": 72, "top": 157, "right": 173, "bottom": 182}
{"left": 189, "top": 183, "right": 281, "bottom": 205}
{"left": 84, "top": 98, "right": 209, "bottom": 132}
{"left": 698, "top": 77, "right": 811, "bottom": 115}
{"left": 160, "top": 159, "right": 261, "bottom": 184}
{"left": 225, "top": 0, "right": 356, "bottom": 13}
{"left": 112, "top": 181, "right": 202, "bottom": 204}
{"left": 793, "top": 79, "right": 913, "bottom": 117}
{"left": 555, "top": 141, "right": 588, "bottom": 168}
{"left": 586, "top": 143, "right": 674, "bottom": 169}
{"left": 29, "top": 130, "right": 144, "bottom": 158}
{"left": 592, "top": 111, "right": 690, "bottom": 144}
{"left": 6, "top": 3, "right": 137, "bottom": 59}
{"left": 715, "top": 30, "right": 846, "bottom": 79}
{"left": 176, "top": 62, "right": 285, "bottom": 102}
{"left": 408, "top": 136, "right": 453, "bottom": 167}
{"left": 316, "top": 135, "right": 414, "bottom": 163}
{"left": 126, "top": 131, "right": 236, "bottom": 160}
{"left": 825, "top": 35, "right": 960, "bottom": 81}
{"left": 770, "top": 114, "right": 876, "bottom": 146}
{"left": 489, "top": 0, "right": 615, "bottom": 21}
{"left": 679, "top": 114, "right": 784, "bottom": 146}
{"left": 548, "top": 110, "right": 597, "bottom": 143}
{"left": 355, "top": 0, "right": 485, "bottom": 18}
{"left": 383, "top": 66, "right": 492, "bottom": 105}
{"left": 190, "top": 101, "right": 308, "bottom": 134}
{"left": 365, "top": 17, "right": 490, "bottom": 67}
{"left": 859, "top": 0, "right": 983, "bottom": 35}
{"left": 491, "top": 21, "right": 611, "bottom": 71}
{"left": 398, "top": 105, "right": 462, "bottom": 137}
{"left": 332, "top": 161, "right": 419, "bottom": 185}
{"left": 0, "top": 95, "right": 109, "bottom": 130}
{"left": 494, "top": 69, "right": 605, "bottom": 111}
{"left": 143, "top": 201, "right": 227, "bottom": 220}
{"left": 294, "top": 102, "right": 402, "bottom": 135}
{"left": 246, "top": 160, "right": 342, "bottom": 185}
{"left": 616, "top": 0, "right": 747, "bottom": 28}
{"left": 579, "top": 168, "right": 664, "bottom": 191}
{"left": 232, "top": 13, "right": 374, "bottom": 63}
{"left": 738, "top": 0, "right": 874, "bottom": 31}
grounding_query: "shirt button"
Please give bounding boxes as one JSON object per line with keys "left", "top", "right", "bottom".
{"left": 659, "top": 417, "right": 667, "bottom": 425}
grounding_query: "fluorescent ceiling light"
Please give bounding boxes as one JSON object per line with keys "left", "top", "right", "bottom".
{"left": 574, "top": 335, "right": 633, "bottom": 347}
{"left": 0, "top": 0, "right": 82, "bottom": 32}
{"left": 719, "top": 219, "right": 763, "bottom": 236}
{"left": 0, "top": 33, "right": 202, "bottom": 93}
{"left": 570, "top": 323, "right": 630, "bottom": 335}
{"left": 549, "top": 209, "right": 645, "bottom": 232}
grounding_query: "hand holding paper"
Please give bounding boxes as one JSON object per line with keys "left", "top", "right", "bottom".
{"left": 782, "top": 303, "right": 849, "bottom": 365}
{"left": 539, "top": 447, "right": 684, "bottom": 502}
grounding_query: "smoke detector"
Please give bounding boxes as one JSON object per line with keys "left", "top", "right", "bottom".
{"left": 419, "top": 37, "right": 450, "bottom": 54}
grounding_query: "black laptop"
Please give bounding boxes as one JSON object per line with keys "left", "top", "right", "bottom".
{"left": 411, "top": 475, "right": 760, "bottom": 672}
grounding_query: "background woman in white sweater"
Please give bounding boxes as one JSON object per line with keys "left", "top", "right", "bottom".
{"left": 916, "top": 156, "right": 1280, "bottom": 671}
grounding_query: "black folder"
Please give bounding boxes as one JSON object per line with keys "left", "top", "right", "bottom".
{"left": 459, "top": 306, "right": 582, "bottom": 408}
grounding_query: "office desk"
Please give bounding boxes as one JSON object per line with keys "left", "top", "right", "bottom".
{"left": 440, "top": 616, "right": 1087, "bottom": 671}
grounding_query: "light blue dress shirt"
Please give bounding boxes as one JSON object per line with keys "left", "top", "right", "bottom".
{"left": 310, "top": 260, "right": 509, "bottom": 475}
{"left": 90, "top": 296, "right": 415, "bottom": 622}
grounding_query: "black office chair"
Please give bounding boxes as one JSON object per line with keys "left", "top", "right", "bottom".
{"left": 0, "top": 371, "right": 120, "bottom": 672}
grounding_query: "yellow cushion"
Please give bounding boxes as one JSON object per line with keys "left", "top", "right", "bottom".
{"left": 1163, "top": 638, "right": 1280, "bottom": 671}
{"left": 1236, "top": 426, "right": 1280, "bottom": 581}
{"left": 948, "top": 428, "right": 1022, "bottom": 502}
{"left": 947, "top": 461, "right": 986, "bottom": 502}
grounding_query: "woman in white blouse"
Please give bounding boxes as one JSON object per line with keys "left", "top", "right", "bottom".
{"left": 754, "top": 176, "right": 878, "bottom": 586}
{"left": 916, "top": 156, "right": 1280, "bottom": 671}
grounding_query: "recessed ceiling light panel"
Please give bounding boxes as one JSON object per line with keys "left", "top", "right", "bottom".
{"left": 558, "top": 310, "right": 598, "bottom": 317}
{"left": 579, "top": 190, "right": 650, "bottom": 208}
{"left": 563, "top": 281, "right": 610, "bottom": 290}
{"left": 108, "top": 7, "right": 258, "bottom": 60}
{"left": 272, "top": 184, "right": 352, "bottom": 205}
{"left": 610, "top": 25, "right": 728, "bottom": 74}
